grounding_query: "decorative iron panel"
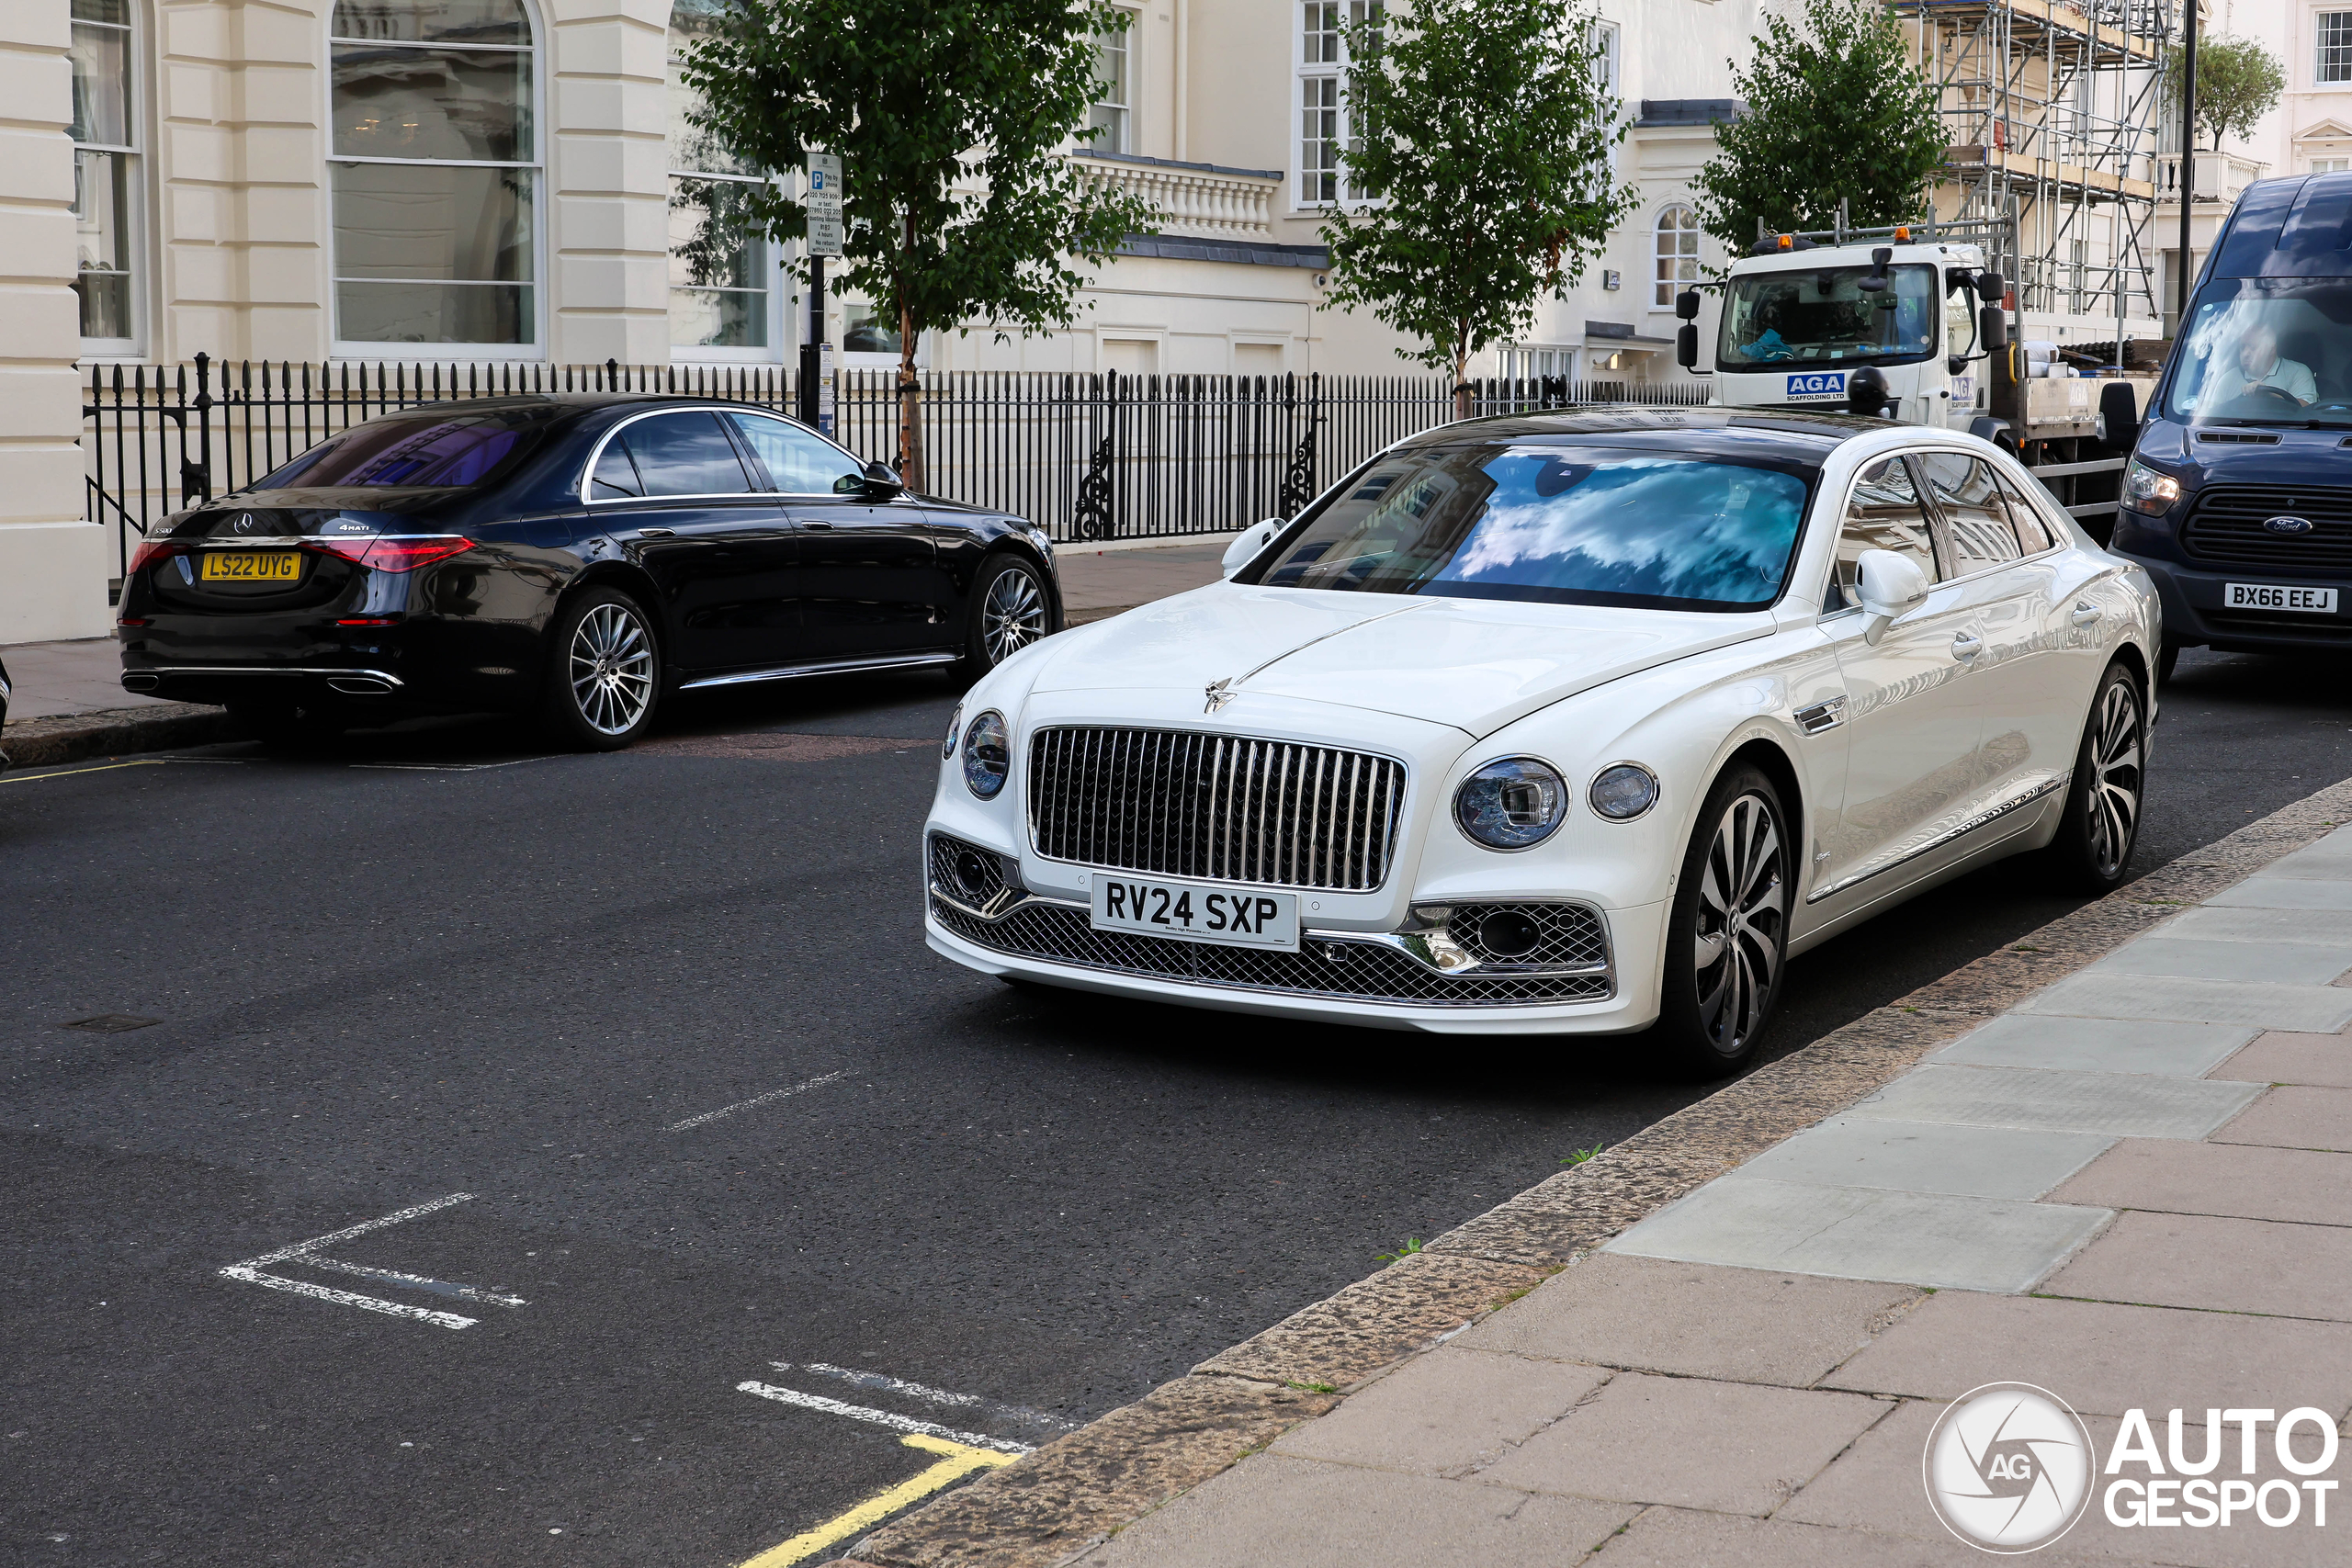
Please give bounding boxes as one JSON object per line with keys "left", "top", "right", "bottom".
{"left": 1026, "top": 726, "right": 1407, "bottom": 892}
{"left": 931, "top": 896, "right": 1611, "bottom": 1008}
{"left": 2180, "top": 485, "right": 2352, "bottom": 570}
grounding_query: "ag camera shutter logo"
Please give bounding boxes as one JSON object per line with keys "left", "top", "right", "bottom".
{"left": 1923, "top": 1382, "right": 2095, "bottom": 1552}
{"left": 1784, "top": 370, "right": 1848, "bottom": 402}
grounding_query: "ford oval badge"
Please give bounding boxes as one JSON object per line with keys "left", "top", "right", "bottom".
{"left": 2265, "top": 514, "right": 2316, "bottom": 536}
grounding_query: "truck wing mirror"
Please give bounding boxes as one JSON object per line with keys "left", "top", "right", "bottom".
{"left": 1976, "top": 271, "right": 2005, "bottom": 303}
{"left": 2097, "top": 380, "right": 2140, "bottom": 452}
{"left": 1674, "top": 289, "right": 1702, "bottom": 321}
{"left": 1677, "top": 322, "right": 1701, "bottom": 373}
{"left": 1979, "top": 300, "right": 2008, "bottom": 354}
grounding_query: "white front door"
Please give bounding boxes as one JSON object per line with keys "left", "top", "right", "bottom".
{"left": 1815, "top": 456, "right": 1989, "bottom": 900}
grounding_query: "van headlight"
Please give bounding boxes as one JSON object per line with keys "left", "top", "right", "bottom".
{"left": 961, "top": 710, "right": 1010, "bottom": 798}
{"left": 2120, "top": 459, "right": 2182, "bottom": 516}
{"left": 1453, "top": 757, "right": 1568, "bottom": 849}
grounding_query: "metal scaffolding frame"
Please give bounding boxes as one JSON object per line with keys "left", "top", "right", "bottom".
{"left": 1890, "top": 0, "right": 2176, "bottom": 356}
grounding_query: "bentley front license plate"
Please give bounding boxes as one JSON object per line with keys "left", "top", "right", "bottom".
{"left": 1090, "top": 874, "right": 1301, "bottom": 952}
{"left": 199, "top": 551, "right": 300, "bottom": 582}
{"left": 2225, "top": 581, "right": 2337, "bottom": 615}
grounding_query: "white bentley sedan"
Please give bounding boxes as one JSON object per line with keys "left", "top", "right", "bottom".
{"left": 924, "top": 410, "right": 2159, "bottom": 1075}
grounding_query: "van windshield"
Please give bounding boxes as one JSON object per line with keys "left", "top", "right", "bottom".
{"left": 1244, "top": 445, "right": 1813, "bottom": 612}
{"left": 2165, "top": 277, "right": 2352, "bottom": 427}
{"left": 1716, "top": 264, "right": 1939, "bottom": 371}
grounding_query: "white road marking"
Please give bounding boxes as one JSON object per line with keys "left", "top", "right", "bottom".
{"left": 303, "top": 1255, "right": 526, "bottom": 1307}
{"left": 665, "top": 1069, "right": 850, "bottom": 1132}
{"left": 219, "top": 1192, "right": 519, "bottom": 1330}
{"left": 219, "top": 1265, "right": 478, "bottom": 1330}
{"left": 784, "top": 1363, "right": 1077, "bottom": 1433}
{"left": 350, "top": 758, "right": 553, "bottom": 772}
{"left": 735, "top": 1383, "right": 1034, "bottom": 1454}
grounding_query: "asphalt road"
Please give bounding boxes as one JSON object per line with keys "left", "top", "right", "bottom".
{"left": 2, "top": 643, "right": 2344, "bottom": 1567}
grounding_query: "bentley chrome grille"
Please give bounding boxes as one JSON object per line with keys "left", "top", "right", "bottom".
{"left": 1027, "top": 727, "right": 1408, "bottom": 892}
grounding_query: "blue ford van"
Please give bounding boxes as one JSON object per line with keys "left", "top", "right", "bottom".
{"left": 2110, "top": 174, "right": 2352, "bottom": 676}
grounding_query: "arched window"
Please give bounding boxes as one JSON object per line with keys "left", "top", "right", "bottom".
{"left": 70, "top": 0, "right": 141, "bottom": 352}
{"left": 329, "top": 0, "right": 538, "bottom": 350}
{"left": 669, "top": 0, "right": 772, "bottom": 354}
{"left": 1654, "top": 204, "right": 1700, "bottom": 310}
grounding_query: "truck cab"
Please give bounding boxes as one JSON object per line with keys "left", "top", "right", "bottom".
{"left": 1711, "top": 236, "right": 1993, "bottom": 427}
{"left": 2110, "top": 174, "right": 2352, "bottom": 665}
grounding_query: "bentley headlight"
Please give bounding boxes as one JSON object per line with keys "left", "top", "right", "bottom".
{"left": 943, "top": 703, "right": 963, "bottom": 761}
{"left": 1589, "top": 762, "right": 1660, "bottom": 821}
{"left": 1453, "top": 757, "right": 1568, "bottom": 850}
{"left": 2120, "top": 459, "right": 2182, "bottom": 517}
{"left": 961, "top": 710, "right": 1009, "bottom": 798}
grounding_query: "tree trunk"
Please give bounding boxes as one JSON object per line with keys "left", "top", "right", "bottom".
{"left": 1452, "top": 335, "right": 1473, "bottom": 422}
{"left": 895, "top": 218, "right": 925, "bottom": 493}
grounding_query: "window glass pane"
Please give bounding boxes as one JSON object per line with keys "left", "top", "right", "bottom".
{"left": 727, "top": 413, "right": 860, "bottom": 492}
{"left": 621, "top": 412, "right": 751, "bottom": 495}
{"left": 334, "top": 162, "right": 531, "bottom": 281}
{"left": 669, "top": 0, "right": 754, "bottom": 175}
{"left": 74, "top": 148, "right": 128, "bottom": 275}
{"left": 73, "top": 0, "right": 130, "bottom": 22}
{"left": 1995, "top": 472, "right": 2056, "bottom": 554}
{"left": 1831, "top": 457, "right": 1938, "bottom": 606}
{"left": 332, "top": 0, "right": 531, "bottom": 47}
{"left": 1254, "top": 446, "right": 1810, "bottom": 611}
{"left": 333, "top": 43, "right": 531, "bottom": 161}
{"left": 667, "top": 177, "right": 762, "bottom": 290}
{"left": 590, "top": 441, "right": 642, "bottom": 498}
{"left": 2323, "top": 14, "right": 2352, "bottom": 83}
{"left": 336, "top": 280, "right": 531, "bottom": 344}
{"left": 843, "top": 304, "right": 900, "bottom": 354}
{"left": 70, "top": 19, "right": 130, "bottom": 146}
{"left": 1918, "top": 452, "right": 2022, "bottom": 574}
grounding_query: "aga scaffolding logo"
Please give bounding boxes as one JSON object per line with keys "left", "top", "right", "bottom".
{"left": 1925, "top": 1383, "right": 2343, "bottom": 1553}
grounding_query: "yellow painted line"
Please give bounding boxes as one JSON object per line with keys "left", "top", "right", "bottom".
{"left": 0, "top": 760, "right": 168, "bottom": 784}
{"left": 737, "top": 1433, "right": 1016, "bottom": 1568}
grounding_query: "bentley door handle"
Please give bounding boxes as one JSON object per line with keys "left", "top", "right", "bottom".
{"left": 1951, "top": 632, "right": 1984, "bottom": 660}
{"left": 2070, "top": 601, "right": 2102, "bottom": 626}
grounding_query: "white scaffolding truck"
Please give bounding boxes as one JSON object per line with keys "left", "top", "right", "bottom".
{"left": 1673, "top": 216, "right": 2154, "bottom": 540}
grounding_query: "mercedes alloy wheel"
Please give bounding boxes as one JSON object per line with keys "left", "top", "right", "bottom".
{"left": 542, "top": 588, "right": 661, "bottom": 750}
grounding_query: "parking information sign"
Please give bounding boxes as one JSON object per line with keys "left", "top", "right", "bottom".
{"left": 1784, "top": 370, "right": 1847, "bottom": 402}
{"left": 805, "top": 153, "right": 842, "bottom": 257}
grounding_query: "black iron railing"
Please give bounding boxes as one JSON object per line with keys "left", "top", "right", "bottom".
{"left": 82, "top": 355, "right": 1712, "bottom": 586}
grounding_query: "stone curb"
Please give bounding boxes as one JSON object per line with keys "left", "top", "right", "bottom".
{"left": 1, "top": 703, "right": 238, "bottom": 771}
{"left": 834, "top": 772, "right": 2352, "bottom": 1568}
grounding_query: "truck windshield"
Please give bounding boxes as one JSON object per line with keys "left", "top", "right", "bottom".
{"left": 2164, "top": 277, "right": 2352, "bottom": 427}
{"left": 1244, "top": 444, "right": 1812, "bottom": 613}
{"left": 1717, "top": 265, "right": 1939, "bottom": 371}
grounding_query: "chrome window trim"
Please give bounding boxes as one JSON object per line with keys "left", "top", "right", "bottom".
{"left": 1911, "top": 445, "right": 2068, "bottom": 575}
{"left": 677, "top": 650, "right": 957, "bottom": 691}
{"left": 576, "top": 404, "right": 870, "bottom": 505}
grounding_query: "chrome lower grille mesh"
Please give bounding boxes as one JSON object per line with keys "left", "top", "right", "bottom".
{"left": 1026, "top": 727, "right": 1406, "bottom": 891}
{"left": 931, "top": 895, "right": 1611, "bottom": 1008}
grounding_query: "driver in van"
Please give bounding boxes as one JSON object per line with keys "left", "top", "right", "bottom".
{"left": 2222, "top": 322, "right": 2317, "bottom": 404}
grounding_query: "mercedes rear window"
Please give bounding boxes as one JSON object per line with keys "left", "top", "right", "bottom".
{"left": 254, "top": 409, "right": 549, "bottom": 490}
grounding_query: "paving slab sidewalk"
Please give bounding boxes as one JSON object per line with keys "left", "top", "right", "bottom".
{"left": 0, "top": 544, "right": 1227, "bottom": 768}
{"left": 1035, "top": 834, "right": 2352, "bottom": 1568}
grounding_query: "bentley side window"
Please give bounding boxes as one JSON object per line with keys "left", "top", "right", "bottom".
{"left": 1918, "top": 451, "right": 2024, "bottom": 577}
{"left": 1827, "top": 457, "right": 1939, "bottom": 611}
{"left": 1992, "top": 470, "right": 2057, "bottom": 556}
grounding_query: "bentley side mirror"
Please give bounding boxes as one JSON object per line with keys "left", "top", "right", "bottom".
{"left": 1855, "top": 548, "right": 1929, "bottom": 646}
{"left": 1221, "top": 516, "right": 1284, "bottom": 580}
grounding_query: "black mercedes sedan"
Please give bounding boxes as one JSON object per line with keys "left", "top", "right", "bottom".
{"left": 115, "top": 395, "right": 1061, "bottom": 747}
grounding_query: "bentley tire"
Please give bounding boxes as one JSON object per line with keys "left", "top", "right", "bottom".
{"left": 540, "top": 587, "right": 661, "bottom": 751}
{"left": 1655, "top": 765, "right": 1790, "bottom": 1079}
{"left": 2041, "top": 661, "right": 2144, "bottom": 894}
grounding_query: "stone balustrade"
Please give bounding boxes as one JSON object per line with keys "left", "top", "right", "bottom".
{"left": 1072, "top": 154, "right": 1283, "bottom": 241}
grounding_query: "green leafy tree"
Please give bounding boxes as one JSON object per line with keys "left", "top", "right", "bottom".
{"left": 1690, "top": 0, "right": 1946, "bottom": 261}
{"left": 679, "top": 0, "right": 1154, "bottom": 488}
{"left": 2165, "top": 36, "right": 2286, "bottom": 150}
{"left": 1320, "top": 0, "right": 1634, "bottom": 418}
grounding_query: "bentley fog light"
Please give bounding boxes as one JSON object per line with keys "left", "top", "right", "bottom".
{"left": 2120, "top": 459, "right": 2181, "bottom": 516}
{"left": 1453, "top": 757, "right": 1568, "bottom": 850}
{"left": 1589, "top": 762, "right": 1660, "bottom": 821}
{"left": 962, "top": 710, "right": 1010, "bottom": 798}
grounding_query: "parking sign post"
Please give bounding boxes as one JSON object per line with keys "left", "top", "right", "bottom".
{"left": 798, "top": 153, "right": 842, "bottom": 434}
